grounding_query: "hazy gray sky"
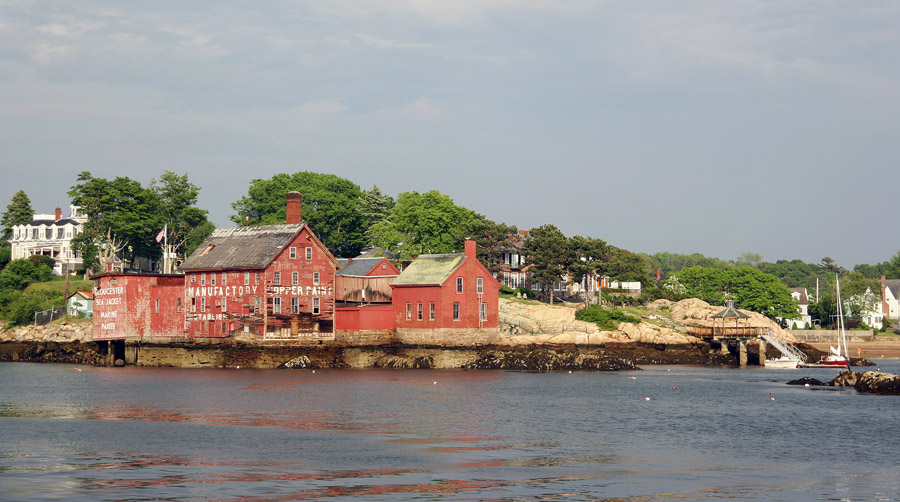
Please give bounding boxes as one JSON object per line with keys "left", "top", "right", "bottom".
{"left": 2, "top": 1, "right": 898, "bottom": 268}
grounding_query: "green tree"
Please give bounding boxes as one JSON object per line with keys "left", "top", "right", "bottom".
{"left": 736, "top": 252, "right": 763, "bottom": 268}
{"left": 1, "top": 289, "right": 63, "bottom": 326}
{"left": 522, "top": 224, "right": 572, "bottom": 304}
{"left": 1, "top": 190, "right": 33, "bottom": 243}
{"left": 152, "top": 171, "right": 210, "bottom": 271}
{"left": 367, "top": 190, "right": 476, "bottom": 260}
{"left": 760, "top": 259, "right": 825, "bottom": 288}
{"left": 0, "top": 258, "right": 53, "bottom": 290}
{"left": 644, "top": 251, "right": 733, "bottom": 278}
{"left": 0, "top": 247, "right": 10, "bottom": 270}
{"left": 183, "top": 220, "right": 217, "bottom": 258}
{"left": 465, "top": 217, "right": 518, "bottom": 279}
{"left": 568, "top": 235, "right": 609, "bottom": 307}
{"left": 666, "top": 266, "right": 798, "bottom": 320}
{"left": 359, "top": 184, "right": 395, "bottom": 230}
{"left": 607, "top": 247, "right": 652, "bottom": 285}
{"left": 231, "top": 172, "right": 366, "bottom": 258}
{"left": 882, "top": 250, "right": 900, "bottom": 279}
{"left": 818, "top": 256, "right": 845, "bottom": 275}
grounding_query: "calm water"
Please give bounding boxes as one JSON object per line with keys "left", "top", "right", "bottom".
{"left": 2, "top": 361, "right": 900, "bottom": 502}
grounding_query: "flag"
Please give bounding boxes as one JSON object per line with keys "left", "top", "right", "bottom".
{"left": 155, "top": 225, "right": 166, "bottom": 243}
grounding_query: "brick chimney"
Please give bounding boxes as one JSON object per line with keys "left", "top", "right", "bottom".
{"left": 465, "top": 239, "right": 476, "bottom": 260}
{"left": 286, "top": 192, "right": 302, "bottom": 224}
{"left": 55, "top": 208, "right": 62, "bottom": 221}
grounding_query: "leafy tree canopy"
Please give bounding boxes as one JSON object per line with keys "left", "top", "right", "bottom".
{"left": 465, "top": 217, "right": 518, "bottom": 278}
{"left": 645, "top": 251, "right": 733, "bottom": 278}
{"left": 666, "top": 266, "right": 799, "bottom": 319}
{"left": 0, "top": 247, "right": 10, "bottom": 270}
{"left": 522, "top": 224, "right": 572, "bottom": 301}
{"left": 368, "top": 190, "right": 476, "bottom": 260}
{"left": 607, "top": 247, "right": 652, "bottom": 285}
{"left": 231, "top": 172, "right": 366, "bottom": 258}
{"left": 1, "top": 190, "right": 33, "bottom": 243}
{"left": 0, "top": 258, "right": 53, "bottom": 291}
{"left": 759, "top": 259, "right": 826, "bottom": 289}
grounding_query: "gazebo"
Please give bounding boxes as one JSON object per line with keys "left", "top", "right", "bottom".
{"left": 711, "top": 299, "right": 750, "bottom": 337}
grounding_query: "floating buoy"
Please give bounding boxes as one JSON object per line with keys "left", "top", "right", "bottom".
{"left": 804, "top": 383, "right": 810, "bottom": 387}
{"left": 770, "top": 397, "right": 775, "bottom": 401}
{"left": 672, "top": 386, "right": 676, "bottom": 390}
{"left": 312, "top": 370, "right": 315, "bottom": 373}
{"left": 643, "top": 397, "right": 651, "bottom": 401}
{"left": 433, "top": 381, "right": 437, "bottom": 385}
{"left": 667, "top": 369, "right": 671, "bottom": 372}
{"left": 568, "top": 370, "right": 572, "bottom": 374}
{"left": 75, "top": 368, "right": 81, "bottom": 372}
{"left": 769, "top": 392, "right": 773, "bottom": 395}
{"left": 631, "top": 376, "right": 636, "bottom": 380}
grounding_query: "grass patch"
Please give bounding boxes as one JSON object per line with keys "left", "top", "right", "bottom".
{"left": 25, "top": 279, "right": 93, "bottom": 295}
{"left": 575, "top": 305, "right": 641, "bottom": 331}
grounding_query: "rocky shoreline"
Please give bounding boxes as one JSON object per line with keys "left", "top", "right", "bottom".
{"left": 788, "top": 370, "right": 900, "bottom": 395}
{"left": 0, "top": 340, "right": 740, "bottom": 371}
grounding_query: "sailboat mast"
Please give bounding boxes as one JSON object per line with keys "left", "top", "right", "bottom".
{"left": 836, "top": 275, "right": 849, "bottom": 360}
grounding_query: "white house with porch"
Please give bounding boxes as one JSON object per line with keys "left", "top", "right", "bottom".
{"left": 9, "top": 205, "right": 88, "bottom": 274}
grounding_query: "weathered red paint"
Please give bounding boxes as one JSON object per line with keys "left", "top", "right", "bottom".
{"left": 335, "top": 304, "right": 395, "bottom": 331}
{"left": 183, "top": 226, "right": 338, "bottom": 337}
{"left": 391, "top": 241, "right": 499, "bottom": 330}
{"left": 363, "top": 258, "right": 400, "bottom": 276}
{"left": 93, "top": 273, "right": 185, "bottom": 340}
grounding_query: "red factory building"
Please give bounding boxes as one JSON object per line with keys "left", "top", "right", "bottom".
{"left": 92, "top": 193, "right": 499, "bottom": 351}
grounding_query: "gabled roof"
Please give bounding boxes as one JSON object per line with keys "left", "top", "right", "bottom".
{"left": 712, "top": 299, "right": 749, "bottom": 319}
{"left": 391, "top": 253, "right": 465, "bottom": 286}
{"left": 885, "top": 279, "right": 900, "bottom": 300}
{"left": 336, "top": 257, "right": 395, "bottom": 277}
{"left": 67, "top": 290, "right": 93, "bottom": 300}
{"left": 789, "top": 287, "right": 808, "bottom": 305}
{"left": 181, "top": 224, "right": 305, "bottom": 271}
{"left": 25, "top": 218, "right": 82, "bottom": 227}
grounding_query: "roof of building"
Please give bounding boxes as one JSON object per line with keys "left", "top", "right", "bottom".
{"left": 24, "top": 218, "right": 82, "bottom": 227}
{"left": 789, "top": 287, "right": 808, "bottom": 304}
{"left": 336, "top": 257, "right": 394, "bottom": 277}
{"left": 67, "top": 290, "right": 93, "bottom": 300}
{"left": 712, "top": 299, "right": 750, "bottom": 319}
{"left": 181, "top": 224, "right": 305, "bottom": 271}
{"left": 885, "top": 279, "right": 900, "bottom": 299}
{"left": 391, "top": 253, "right": 465, "bottom": 286}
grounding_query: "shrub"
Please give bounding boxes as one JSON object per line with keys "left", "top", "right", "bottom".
{"left": 575, "top": 305, "right": 641, "bottom": 331}
{"left": 500, "top": 285, "right": 515, "bottom": 295}
{"left": 515, "top": 287, "right": 536, "bottom": 299}
{"left": 2, "top": 290, "right": 63, "bottom": 326}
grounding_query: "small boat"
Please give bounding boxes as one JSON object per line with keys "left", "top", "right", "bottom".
{"left": 764, "top": 355, "right": 801, "bottom": 369}
{"left": 815, "top": 276, "right": 851, "bottom": 368}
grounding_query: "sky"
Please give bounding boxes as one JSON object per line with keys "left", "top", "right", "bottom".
{"left": 1, "top": 1, "right": 898, "bottom": 268}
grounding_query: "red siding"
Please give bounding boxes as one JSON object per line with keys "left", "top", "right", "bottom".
{"left": 391, "top": 242, "right": 499, "bottom": 330}
{"left": 335, "top": 304, "right": 395, "bottom": 331}
{"left": 365, "top": 258, "right": 400, "bottom": 277}
{"left": 183, "top": 226, "right": 338, "bottom": 337}
{"left": 93, "top": 274, "right": 185, "bottom": 340}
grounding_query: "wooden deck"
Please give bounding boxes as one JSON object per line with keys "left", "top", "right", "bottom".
{"left": 686, "top": 326, "right": 770, "bottom": 339}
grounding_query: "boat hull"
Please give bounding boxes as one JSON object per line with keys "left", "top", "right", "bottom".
{"left": 765, "top": 358, "right": 801, "bottom": 369}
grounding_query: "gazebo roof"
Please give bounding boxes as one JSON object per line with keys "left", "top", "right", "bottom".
{"left": 712, "top": 299, "right": 749, "bottom": 319}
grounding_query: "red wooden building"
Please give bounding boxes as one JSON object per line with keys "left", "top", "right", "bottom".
{"left": 390, "top": 240, "right": 499, "bottom": 330}
{"left": 179, "top": 192, "right": 341, "bottom": 341}
{"left": 92, "top": 273, "right": 186, "bottom": 342}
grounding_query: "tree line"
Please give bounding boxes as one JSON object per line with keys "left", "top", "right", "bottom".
{"left": 2, "top": 170, "right": 900, "bottom": 326}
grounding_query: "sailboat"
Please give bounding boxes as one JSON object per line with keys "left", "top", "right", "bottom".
{"left": 817, "top": 276, "right": 851, "bottom": 368}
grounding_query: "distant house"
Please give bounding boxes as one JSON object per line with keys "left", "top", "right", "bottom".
{"left": 67, "top": 290, "right": 93, "bottom": 318}
{"left": 391, "top": 240, "right": 499, "bottom": 330}
{"left": 9, "top": 205, "right": 88, "bottom": 275}
{"left": 847, "top": 287, "right": 883, "bottom": 330}
{"left": 335, "top": 257, "right": 400, "bottom": 304}
{"left": 882, "top": 277, "right": 900, "bottom": 322}
{"left": 498, "top": 230, "right": 529, "bottom": 289}
{"left": 789, "top": 287, "right": 812, "bottom": 329}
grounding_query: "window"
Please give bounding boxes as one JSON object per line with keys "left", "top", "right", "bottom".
{"left": 313, "top": 297, "right": 320, "bottom": 315}
{"left": 32, "top": 228, "right": 39, "bottom": 239}
{"left": 200, "top": 298, "right": 206, "bottom": 312}
{"left": 255, "top": 296, "right": 261, "bottom": 313}
{"left": 211, "top": 273, "right": 216, "bottom": 286}
{"left": 177, "top": 298, "right": 182, "bottom": 312}
{"left": 291, "top": 297, "right": 299, "bottom": 314}
{"left": 313, "top": 272, "right": 320, "bottom": 285}
{"left": 222, "top": 322, "right": 227, "bottom": 335}
{"left": 429, "top": 302, "right": 435, "bottom": 320}
{"left": 155, "top": 299, "right": 160, "bottom": 313}
{"left": 382, "top": 264, "right": 387, "bottom": 270}
{"left": 56, "top": 228, "right": 64, "bottom": 239}
{"left": 306, "top": 247, "right": 312, "bottom": 260}
{"left": 417, "top": 302, "right": 423, "bottom": 321}
{"left": 222, "top": 297, "right": 227, "bottom": 312}
{"left": 480, "top": 302, "right": 487, "bottom": 321}
{"left": 477, "top": 277, "right": 483, "bottom": 294}
{"left": 456, "top": 277, "right": 463, "bottom": 293}
{"left": 201, "top": 273, "right": 206, "bottom": 286}
{"left": 273, "top": 297, "right": 281, "bottom": 314}
{"left": 191, "top": 298, "right": 196, "bottom": 312}
{"left": 453, "top": 302, "right": 460, "bottom": 320}
{"left": 292, "top": 272, "right": 298, "bottom": 285}
{"left": 274, "top": 272, "right": 281, "bottom": 285}
{"left": 290, "top": 247, "right": 297, "bottom": 259}
{"left": 45, "top": 228, "right": 52, "bottom": 239}
{"left": 222, "top": 273, "right": 227, "bottom": 286}
{"left": 256, "top": 272, "right": 260, "bottom": 285}
{"left": 192, "top": 274, "right": 196, "bottom": 283}
{"left": 244, "top": 272, "right": 250, "bottom": 285}
{"left": 406, "top": 302, "right": 412, "bottom": 320}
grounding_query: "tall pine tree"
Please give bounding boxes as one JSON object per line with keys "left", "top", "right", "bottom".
{"left": 1, "top": 190, "right": 34, "bottom": 243}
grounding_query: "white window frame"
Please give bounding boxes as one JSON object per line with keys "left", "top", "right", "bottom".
{"left": 291, "top": 297, "right": 299, "bottom": 314}
{"left": 290, "top": 246, "right": 297, "bottom": 259}
{"left": 313, "top": 272, "right": 320, "bottom": 285}
{"left": 273, "top": 297, "right": 281, "bottom": 314}
{"left": 456, "top": 277, "right": 463, "bottom": 293}
{"left": 306, "top": 247, "right": 312, "bottom": 260}
{"left": 406, "top": 302, "right": 412, "bottom": 320}
{"left": 477, "top": 277, "right": 483, "bottom": 294}
{"left": 292, "top": 272, "right": 298, "bottom": 285}
{"left": 453, "top": 302, "right": 460, "bottom": 320}
{"left": 313, "top": 297, "right": 320, "bottom": 315}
